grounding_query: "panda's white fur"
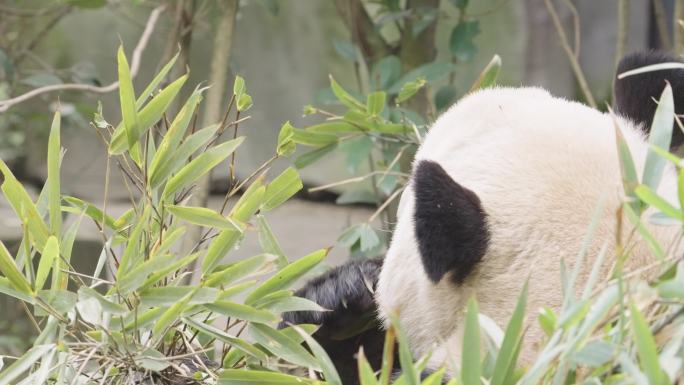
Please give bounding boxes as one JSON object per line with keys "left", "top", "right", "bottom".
{"left": 375, "top": 86, "right": 681, "bottom": 373}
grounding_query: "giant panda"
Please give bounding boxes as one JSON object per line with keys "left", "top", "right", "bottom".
{"left": 282, "top": 51, "right": 684, "bottom": 383}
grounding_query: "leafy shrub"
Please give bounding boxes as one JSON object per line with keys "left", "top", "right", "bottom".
{"left": 0, "top": 46, "right": 341, "bottom": 385}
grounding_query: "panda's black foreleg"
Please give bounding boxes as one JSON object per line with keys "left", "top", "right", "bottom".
{"left": 280, "top": 258, "right": 391, "bottom": 385}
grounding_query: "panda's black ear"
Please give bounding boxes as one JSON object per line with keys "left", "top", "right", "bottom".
{"left": 614, "top": 50, "right": 684, "bottom": 149}
{"left": 413, "top": 160, "right": 489, "bottom": 285}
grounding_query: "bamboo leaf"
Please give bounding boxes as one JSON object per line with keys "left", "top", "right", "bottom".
{"left": 35, "top": 236, "right": 58, "bottom": 291}
{"left": 469, "top": 54, "right": 501, "bottom": 92}
{"left": 330, "top": 75, "right": 366, "bottom": 110}
{"left": 166, "top": 204, "right": 244, "bottom": 231}
{"left": 642, "top": 84, "right": 674, "bottom": 190}
{"left": 630, "top": 303, "right": 667, "bottom": 385}
{"left": 0, "top": 344, "right": 54, "bottom": 385}
{"left": 205, "top": 301, "right": 278, "bottom": 324}
{"left": 204, "top": 253, "right": 277, "bottom": 287}
{"left": 117, "top": 46, "right": 140, "bottom": 151}
{"left": 163, "top": 137, "right": 244, "bottom": 199}
{"left": 47, "top": 111, "right": 61, "bottom": 235}
{"left": 635, "top": 184, "right": 683, "bottom": 220}
{"left": 291, "top": 324, "right": 343, "bottom": 385}
{"left": 262, "top": 167, "right": 303, "bottom": 211}
{"left": 245, "top": 248, "right": 327, "bottom": 304}
{"left": 249, "top": 323, "right": 319, "bottom": 369}
{"left": 462, "top": 297, "right": 481, "bottom": 385}
{"left": 0, "top": 241, "right": 32, "bottom": 296}
{"left": 109, "top": 74, "right": 188, "bottom": 155}
{"left": 149, "top": 88, "right": 204, "bottom": 186}
{"left": 136, "top": 51, "right": 179, "bottom": 108}
{"left": 183, "top": 316, "right": 269, "bottom": 361}
{"left": 219, "top": 369, "right": 319, "bottom": 385}
{"left": 490, "top": 282, "right": 527, "bottom": 385}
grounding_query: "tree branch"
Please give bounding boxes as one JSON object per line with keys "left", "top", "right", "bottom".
{"left": 334, "top": 0, "right": 392, "bottom": 61}
{"left": 0, "top": 5, "right": 166, "bottom": 113}
{"left": 544, "top": 0, "right": 596, "bottom": 108}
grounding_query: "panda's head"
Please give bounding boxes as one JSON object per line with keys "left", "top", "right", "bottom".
{"left": 374, "top": 51, "right": 684, "bottom": 362}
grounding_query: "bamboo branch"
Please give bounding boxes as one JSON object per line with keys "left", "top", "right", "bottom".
{"left": 334, "top": 0, "right": 392, "bottom": 61}
{"left": 615, "top": 0, "right": 628, "bottom": 71}
{"left": 543, "top": 0, "right": 597, "bottom": 108}
{"left": 0, "top": 5, "right": 166, "bottom": 113}
{"left": 653, "top": 0, "right": 672, "bottom": 50}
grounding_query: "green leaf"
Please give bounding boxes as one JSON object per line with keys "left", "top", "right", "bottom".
{"left": 63, "top": 196, "right": 119, "bottom": 232}
{"left": 462, "top": 297, "right": 481, "bottom": 385}
{"left": 166, "top": 204, "right": 244, "bottom": 231}
{"left": 118, "top": 252, "right": 189, "bottom": 294}
{"left": 634, "top": 184, "right": 683, "bottom": 220}
{"left": 630, "top": 303, "right": 667, "bottom": 385}
{"left": 292, "top": 128, "right": 338, "bottom": 147}
{"left": 117, "top": 46, "right": 140, "bottom": 151}
{"left": 0, "top": 344, "right": 54, "bottom": 385}
{"left": 205, "top": 301, "right": 278, "bottom": 324}
{"left": 35, "top": 236, "right": 58, "bottom": 291}
{"left": 396, "top": 77, "right": 427, "bottom": 104}
{"left": 469, "top": 54, "right": 501, "bottom": 92}
{"left": 434, "top": 85, "right": 458, "bottom": 112}
{"left": 371, "top": 55, "right": 402, "bottom": 90}
{"left": 202, "top": 229, "right": 243, "bottom": 276}
{"left": 295, "top": 143, "right": 337, "bottom": 169}
{"left": 245, "top": 248, "right": 327, "bottom": 304}
{"left": 277, "top": 121, "right": 296, "bottom": 156}
{"left": 330, "top": 75, "right": 366, "bottom": 110}
{"left": 183, "top": 316, "right": 269, "bottom": 361}
{"left": 388, "top": 313, "right": 418, "bottom": 385}
{"left": 291, "top": 324, "right": 343, "bottom": 385}
{"left": 306, "top": 121, "right": 364, "bottom": 133}
{"left": 388, "top": 61, "right": 454, "bottom": 94}
{"left": 233, "top": 75, "right": 246, "bottom": 98}
{"left": 109, "top": 74, "right": 188, "bottom": 155}
{"left": 134, "top": 348, "right": 170, "bottom": 372}
{"left": 219, "top": 369, "right": 319, "bottom": 385}
{"left": 367, "top": 91, "right": 387, "bottom": 116}
{"left": 615, "top": 122, "right": 640, "bottom": 212}
{"left": 358, "top": 348, "right": 380, "bottom": 385}
{"left": 149, "top": 88, "right": 204, "bottom": 187}
{"left": 47, "top": 111, "right": 61, "bottom": 236}
{"left": 151, "top": 288, "right": 197, "bottom": 345}
{"left": 449, "top": 20, "right": 480, "bottom": 61}
{"left": 140, "top": 286, "right": 218, "bottom": 307}
{"left": 263, "top": 167, "right": 303, "bottom": 211}
{"left": 249, "top": 323, "right": 319, "bottom": 368}
{"left": 257, "top": 215, "right": 288, "bottom": 268}
{"left": 163, "top": 137, "right": 244, "bottom": 199}
{"left": 490, "top": 282, "right": 527, "bottom": 385}
{"left": 116, "top": 206, "right": 149, "bottom": 278}
{"left": 451, "top": 0, "right": 469, "bottom": 10}
{"left": 137, "top": 51, "right": 179, "bottom": 108}
{"left": 204, "top": 253, "right": 277, "bottom": 287}
{"left": 0, "top": 160, "right": 50, "bottom": 249}
{"left": 333, "top": 40, "right": 358, "bottom": 62}
{"left": 230, "top": 177, "right": 266, "bottom": 222}
{"left": 237, "top": 93, "right": 253, "bottom": 112}
{"left": 152, "top": 124, "right": 220, "bottom": 189}
{"left": 0, "top": 240, "right": 32, "bottom": 296}
{"left": 642, "top": 83, "right": 674, "bottom": 190}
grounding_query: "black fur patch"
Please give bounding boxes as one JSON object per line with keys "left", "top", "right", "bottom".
{"left": 614, "top": 50, "right": 684, "bottom": 148}
{"left": 413, "top": 160, "right": 489, "bottom": 284}
{"left": 280, "top": 259, "right": 390, "bottom": 385}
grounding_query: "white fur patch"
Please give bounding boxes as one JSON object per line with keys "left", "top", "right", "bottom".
{"left": 375, "top": 87, "right": 680, "bottom": 373}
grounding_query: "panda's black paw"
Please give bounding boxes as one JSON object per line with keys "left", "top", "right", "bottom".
{"left": 281, "top": 258, "right": 383, "bottom": 331}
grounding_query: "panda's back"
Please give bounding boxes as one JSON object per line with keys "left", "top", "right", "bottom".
{"left": 410, "top": 87, "right": 678, "bottom": 365}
